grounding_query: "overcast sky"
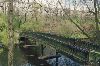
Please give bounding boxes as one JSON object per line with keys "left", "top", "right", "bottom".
{"left": 0, "top": 0, "right": 96, "bottom": 11}
{"left": 24, "top": 0, "right": 88, "bottom": 10}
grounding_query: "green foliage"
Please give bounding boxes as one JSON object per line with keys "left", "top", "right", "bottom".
{"left": 20, "top": 20, "right": 43, "bottom": 32}
{"left": 0, "top": 13, "right": 8, "bottom": 45}
{"left": 71, "top": 33, "right": 87, "bottom": 38}
{"left": 13, "top": 16, "right": 21, "bottom": 30}
{"left": 0, "top": 30, "right": 8, "bottom": 45}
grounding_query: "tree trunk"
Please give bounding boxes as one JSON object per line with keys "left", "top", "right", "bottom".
{"left": 94, "top": 0, "right": 100, "bottom": 44}
{"left": 7, "top": 0, "right": 14, "bottom": 66}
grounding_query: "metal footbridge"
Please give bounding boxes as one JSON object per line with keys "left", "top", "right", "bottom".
{"left": 19, "top": 31, "right": 100, "bottom": 65}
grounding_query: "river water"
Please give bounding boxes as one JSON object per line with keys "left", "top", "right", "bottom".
{"left": 19, "top": 55, "right": 82, "bottom": 66}
{"left": 47, "top": 55, "right": 81, "bottom": 66}
{"left": 0, "top": 46, "right": 82, "bottom": 66}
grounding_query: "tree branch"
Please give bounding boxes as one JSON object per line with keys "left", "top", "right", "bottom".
{"left": 82, "top": 0, "right": 95, "bottom": 15}
{"left": 58, "top": 0, "right": 90, "bottom": 38}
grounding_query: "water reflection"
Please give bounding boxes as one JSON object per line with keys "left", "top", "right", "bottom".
{"left": 21, "top": 63, "right": 35, "bottom": 66}
{"left": 19, "top": 55, "right": 82, "bottom": 66}
{"left": 47, "top": 55, "right": 82, "bottom": 66}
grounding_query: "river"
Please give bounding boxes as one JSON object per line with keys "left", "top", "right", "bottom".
{"left": 0, "top": 45, "right": 83, "bottom": 66}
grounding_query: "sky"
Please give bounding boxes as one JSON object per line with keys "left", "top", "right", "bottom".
{"left": 0, "top": 0, "right": 96, "bottom": 11}
{"left": 27, "top": 0, "right": 88, "bottom": 10}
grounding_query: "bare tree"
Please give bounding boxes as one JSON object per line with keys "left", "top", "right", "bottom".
{"left": 82, "top": 0, "right": 100, "bottom": 43}
{"left": 8, "top": 0, "right": 14, "bottom": 66}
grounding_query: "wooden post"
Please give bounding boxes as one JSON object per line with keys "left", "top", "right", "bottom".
{"left": 41, "top": 44, "right": 46, "bottom": 56}
{"left": 41, "top": 44, "right": 44, "bottom": 56}
{"left": 8, "top": 0, "right": 14, "bottom": 66}
{"left": 56, "top": 51, "right": 58, "bottom": 66}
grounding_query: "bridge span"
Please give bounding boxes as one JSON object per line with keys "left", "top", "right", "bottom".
{"left": 19, "top": 31, "right": 100, "bottom": 66}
